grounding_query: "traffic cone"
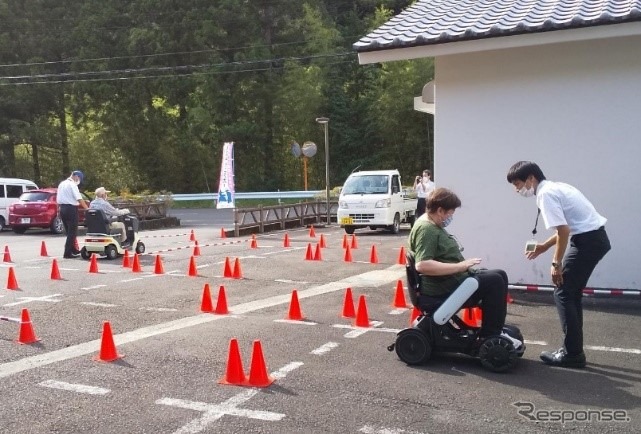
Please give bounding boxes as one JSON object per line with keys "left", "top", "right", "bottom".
{"left": 250, "top": 234, "right": 258, "bottom": 249}
{"left": 369, "top": 245, "right": 379, "bottom": 264}
{"left": 319, "top": 234, "right": 327, "bottom": 248}
{"left": 313, "top": 244, "right": 322, "bottom": 261}
{"left": 343, "top": 244, "right": 353, "bottom": 262}
{"left": 244, "top": 340, "right": 275, "bottom": 388}
{"left": 50, "top": 259, "right": 62, "bottom": 280}
{"left": 74, "top": 238, "right": 80, "bottom": 253}
{"left": 122, "top": 250, "right": 131, "bottom": 268}
{"left": 350, "top": 234, "right": 358, "bottom": 249}
{"left": 3, "top": 245, "right": 12, "bottom": 263}
{"left": 16, "top": 308, "right": 38, "bottom": 344}
{"left": 6, "top": 267, "right": 19, "bottom": 290}
{"left": 392, "top": 280, "right": 408, "bottom": 308}
{"left": 283, "top": 233, "right": 291, "bottom": 248}
{"left": 286, "top": 290, "right": 304, "bottom": 320}
{"left": 154, "top": 255, "right": 165, "bottom": 275}
{"left": 473, "top": 307, "right": 483, "bottom": 324}
{"left": 189, "top": 230, "right": 196, "bottom": 241}
{"left": 409, "top": 306, "right": 421, "bottom": 326}
{"left": 40, "top": 241, "right": 49, "bottom": 257}
{"left": 506, "top": 291, "right": 514, "bottom": 304}
{"left": 342, "top": 234, "right": 348, "bottom": 249}
{"left": 94, "top": 321, "right": 122, "bottom": 362}
{"left": 354, "top": 295, "right": 371, "bottom": 328}
{"left": 89, "top": 254, "right": 99, "bottom": 273}
{"left": 309, "top": 225, "right": 316, "bottom": 238}
{"left": 200, "top": 283, "right": 214, "bottom": 313}
{"left": 304, "top": 243, "right": 313, "bottom": 261}
{"left": 397, "top": 246, "right": 407, "bottom": 265}
{"left": 460, "top": 308, "right": 479, "bottom": 327}
{"left": 131, "top": 253, "right": 142, "bottom": 272}
{"left": 223, "top": 257, "right": 233, "bottom": 278}
{"left": 188, "top": 256, "right": 198, "bottom": 277}
{"left": 219, "top": 338, "right": 247, "bottom": 385}
{"left": 193, "top": 241, "right": 201, "bottom": 256}
{"left": 215, "top": 285, "right": 229, "bottom": 315}
{"left": 341, "top": 287, "right": 356, "bottom": 318}
{"left": 232, "top": 258, "right": 243, "bottom": 279}
{"left": 220, "top": 228, "right": 227, "bottom": 239}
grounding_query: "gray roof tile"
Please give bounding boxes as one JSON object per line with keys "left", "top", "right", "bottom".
{"left": 354, "top": 0, "right": 641, "bottom": 52}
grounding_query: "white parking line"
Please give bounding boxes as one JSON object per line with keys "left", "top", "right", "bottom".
{"left": 360, "top": 424, "right": 425, "bottom": 434}
{"left": 585, "top": 345, "right": 641, "bottom": 355}
{"left": 311, "top": 342, "right": 339, "bottom": 355}
{"left": 81, "top": 302, "right": 119, "bottom": 307}
{"left": 140, "top": 307, "right": 179, "bottom": 312}
{"left": 273, "top": 319, "right": 317, "bottom": 326}
{"left": 81, "top": 284, "right": 107, "bottom": 291}
{"left": 3, "top": 294, "right": 63, "bottom": 307}
{"left": 39, "top": 379, "right": 110, "bottom": 395}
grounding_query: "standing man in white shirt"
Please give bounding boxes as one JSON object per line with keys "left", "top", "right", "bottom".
{"left": 413, "top": 169, "right": 435, "bottom": 218}
{"left": 507, "top": 161, "right": 611, "bottom": 369}
{"left": 56, "top": 170, "right": 88, "bottom": 258}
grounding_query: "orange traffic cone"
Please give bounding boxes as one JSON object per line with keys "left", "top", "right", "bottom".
{"left": 343, "top": 244, "right": 353, "bottom": 262}
{"left": 188, "top": 256, "right": 198, "bottom": 277}
{"left": 283, "top": 233, "right": 291, "bottom": 248}
{"left": 40, "top": 241, "right": 49, "bottom": 257}
{"left": 250, "top": 234, "right": 258, "bottom": 249}
{"left": 189, "top": 230, "right": 196, "bottom": 241}
{"left": 200, "top": 283, "right": 214, "bottom": 313}
{"left": 223, "top": 257, "right": 233, "bottom": 278}
{"left": 215, "top": 285, "right": 229, "bottom": 315}
{"left": 89, "top": 254, "right": 99, "bottom": 273}
{"left": 319, "top": 234, "right": 327, "bottom": 248}
{"left": 392, "top": 280, "right": 407, "bottom": 308}
{"left": 460, "top": 308, "right": 479, "bottom": 327}
{"left": 122, "top": 250, "right": 131, "bottom": 268}
{"left": 220, "top": 228, "right": 227, "bottom": 239}
{"left": 342, "top": 234, "right": 348, "bottom": 249}
{"left": 244, "top": 340, "right": 275, "bottom": 388}
{"left": 6, "top": 267, "right": 19, "bottom": 290}
{"left": 16, "top": 308, "right": 38, "bottom": 344}
{"left": 397, "top": 246, "right": 407, "bottom": 265}
{"left": 94, "top": 321, "right": 122, "bottom": 362}
{"left": 473, "top": 307, "right": 483, "bottom": 324}
{"left": 369, "top": 245, "right": 379, "bottom": 264}
{"left": 131, "top": 253, "right": 142, "bottom": 272}
{"left": 304, "top": 243, "right": 313, "bottom": 261}
{"left": 50, "top": 259, "right": 62, "bottom": 280}
{"left": 313, "top": 244, "right": 322, "bottom": 261}
{"left": 286, "top": 290, "right": 304, "bottom": 320}
{"left": 341, "top": 287, "right": 356, "bottom": 318}
{"left": 350, "top": 234, "right": 358, "bottom": 249}
{"left": 506, "top": 291, "right": 514, "bottom": 304}
{"left": 354, "top": 295, "right": 371, "bottom": 328}
{"left": 3, "top": 245, "right": 12, "bottom": 263}
{"left": 154, "top": 255, "right": 165, "bottom": 275}
{"left": 219, "top": 338, "right": 247, "bottom": 385}
{"left": 309, "top": 225, "right": 316, "bottom": 238}
{"left": 409, "top": 306, "right": 421, "bottom": 326}
{"left": 232, "top": 258, "right": 243, "bottom": 279}
{"left": 193, "top": 241, "right": 201, "bottom": 256}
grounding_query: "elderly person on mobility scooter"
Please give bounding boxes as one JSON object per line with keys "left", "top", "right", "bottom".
{"left": 89, "top": 187, "right": 130, "bottom": 247}
{"left": 390, "top": 188, "right": 524, "bottom": 372}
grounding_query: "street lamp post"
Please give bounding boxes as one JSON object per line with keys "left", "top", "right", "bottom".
{"left": 315, "top": 117, "right": 330, "bottom": 225}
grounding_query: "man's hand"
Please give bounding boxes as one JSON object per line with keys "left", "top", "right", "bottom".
{"left": 551, "top": 265, "right": 563, "bottom": 287}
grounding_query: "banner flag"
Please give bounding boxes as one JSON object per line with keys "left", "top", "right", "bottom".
{"left": 216, "top": 142, "right": 235, "bottom": 209}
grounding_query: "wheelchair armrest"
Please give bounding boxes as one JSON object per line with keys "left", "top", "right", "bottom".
{"left": 432, "top": 277, "right": 479, "bottom": 326}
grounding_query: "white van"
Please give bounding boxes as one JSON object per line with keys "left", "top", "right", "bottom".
{"left": 0, "top": 178, "right": 39, "bottom": 231}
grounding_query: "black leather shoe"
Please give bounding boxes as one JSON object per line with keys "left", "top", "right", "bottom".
{"left": 540, "top": 348, "right": 586, "bottom": 368}
{"left": 63, "top": 252, "right": 80, "bottom": 259}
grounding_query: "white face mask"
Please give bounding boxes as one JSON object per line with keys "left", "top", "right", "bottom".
{"left": 74, "top": 179, "right": 80, "bottom": 186}
{"left": 518, "top": 185, "right": 534, "bottom": 198}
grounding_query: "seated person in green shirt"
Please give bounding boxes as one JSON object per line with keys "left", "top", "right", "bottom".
{"left": 408, "top": 188, "right": 519, "bottom": 347}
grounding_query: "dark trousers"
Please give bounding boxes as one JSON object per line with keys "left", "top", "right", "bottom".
{"left": 555, "top": 227, "right": 611, "bottom": 356}
{"left": 416, "top": 197, "right": 426, "bottom": 218}
{"left": 60, "top": 204, "right": 79, "bottom": 256}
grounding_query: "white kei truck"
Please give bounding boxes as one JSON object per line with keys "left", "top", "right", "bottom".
{"left": 337, "top": 169, "right": 417, "bottom": 235}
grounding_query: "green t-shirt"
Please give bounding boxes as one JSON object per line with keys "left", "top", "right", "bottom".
{"left": 408, "top": 217, "right": 469, "bottom": 297}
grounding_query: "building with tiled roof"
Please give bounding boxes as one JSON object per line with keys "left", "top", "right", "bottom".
{"left": 354, "top": 0, "right": 641, "bottom": 290}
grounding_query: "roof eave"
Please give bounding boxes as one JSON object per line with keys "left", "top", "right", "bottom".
{"left": 357, "top": 21, "right": 641, "bottom": 64}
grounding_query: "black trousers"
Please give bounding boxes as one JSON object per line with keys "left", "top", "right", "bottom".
{"left": 60, "top": 204, "right": 79, "bottom": 256}
{"left": 555, "top": 227, "right": 611, "bottom": 356}
{"left": 416, "top": 197, "right": 426, "bottom": 218}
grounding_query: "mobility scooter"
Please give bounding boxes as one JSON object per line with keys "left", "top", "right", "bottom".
{"left": 81, "top": 209, "right": 145, "bottom": 260}
{"left": 388, "top": 252, "right": 525, "bottom": 372}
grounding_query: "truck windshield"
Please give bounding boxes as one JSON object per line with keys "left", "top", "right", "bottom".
{"left": 342, "top": 175, "right": 388, "bottom": 194}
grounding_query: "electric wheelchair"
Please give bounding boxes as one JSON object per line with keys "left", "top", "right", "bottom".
{"left": 81, "top": 209, "right": 145, "bottom": 260}
{"left": 387, "top": 251, "right": 525, "bottom": 372}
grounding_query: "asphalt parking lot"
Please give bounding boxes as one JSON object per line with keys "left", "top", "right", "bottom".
{"left": 1, "top": 213, "right": 640, "bottom": 433}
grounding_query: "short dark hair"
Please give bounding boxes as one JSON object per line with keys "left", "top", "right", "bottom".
{"left": 423, "top": 169, "right": 431, "bottom": 176}
{"left": 506, "top": 161, "right": 546, "bottom": 183}
{"left": 427, "top": 187, "right": 461, "bottom": 213}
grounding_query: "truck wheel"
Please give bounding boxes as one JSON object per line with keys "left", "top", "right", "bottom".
{"left": 389, "top": 214, "right": 401, "bottom": 234}
{"left": 408, "top": 215, "right": 416, "bottom": 228}
{"left": 344, "top": 226, "right": 355, "bottom": 235}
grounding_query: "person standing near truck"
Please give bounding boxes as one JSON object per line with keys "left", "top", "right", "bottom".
{"left": 414, "top": 169, "right": 435, "bottom": 218}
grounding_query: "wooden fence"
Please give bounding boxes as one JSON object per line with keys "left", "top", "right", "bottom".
{"left": 233, "top": 200, "right": 338, "bottom": 236}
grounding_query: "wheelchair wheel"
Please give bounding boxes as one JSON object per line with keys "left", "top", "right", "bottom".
{"left": 478, "top": 336, "right": 517, "bottom": 373}
{"left": 80, "top": 247, "right": 90, "bottom": 260}
{"left": 105, "top": 245, "right": 118, "bottom": 260}
{"left": 135, "top": 242, "right": 145, "bottom": 254}
{"left": 502, "top": 324, "right": 525, "bottom": 357}
{"left": 395, "top": 328, "right": 431, "bottom": 365}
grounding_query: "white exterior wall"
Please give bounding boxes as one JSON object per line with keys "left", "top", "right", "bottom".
{"left": 435, "top": 35, "right": 641, "bottom": 289}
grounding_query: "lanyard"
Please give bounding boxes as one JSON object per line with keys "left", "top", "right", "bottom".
{"left": 532, "top": 209, "right": 540, "bottom": 237}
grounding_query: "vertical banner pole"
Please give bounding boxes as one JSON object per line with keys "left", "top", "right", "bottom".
{"left": 217, "top": 142, "right": 235, "bottom": 209}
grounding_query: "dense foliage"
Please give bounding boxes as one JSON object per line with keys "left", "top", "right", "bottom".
{"left": 0, "top": 0, "right": 434, "bottom": 193}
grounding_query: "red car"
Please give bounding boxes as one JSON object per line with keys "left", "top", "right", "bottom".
{"left": 8, "top": 188, "right": 90, "bottom": 234}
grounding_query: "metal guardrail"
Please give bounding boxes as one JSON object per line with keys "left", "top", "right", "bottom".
{"left": 171, "top": 191, "right": 323, "bottom": 201}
